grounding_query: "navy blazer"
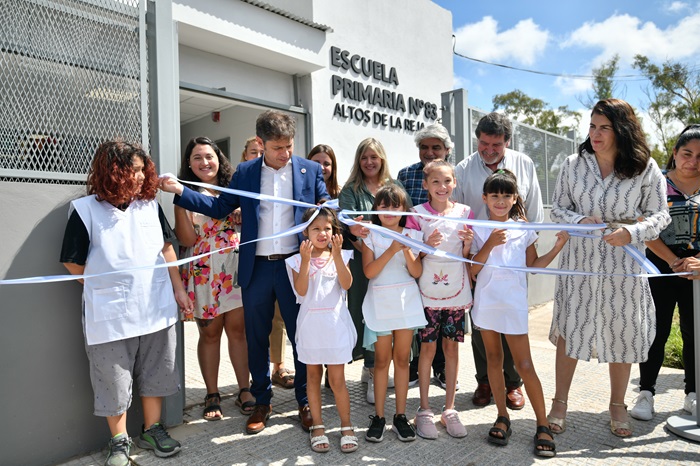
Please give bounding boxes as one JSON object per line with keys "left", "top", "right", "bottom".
{"left": 175, "top": 155, "right": 329, "bottom": 288}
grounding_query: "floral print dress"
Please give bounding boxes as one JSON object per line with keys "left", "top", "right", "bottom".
{"left": 181, "top": 192, "right": 243, "bottom": 320}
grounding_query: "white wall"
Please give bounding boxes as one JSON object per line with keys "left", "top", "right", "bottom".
{"left": 306, "top": 0, "right": 454, "bottom": 182}
{"left": 528, "top": 208, "right": 558, "bottom": 306}
{"left": 180, "top": 105, "right": 262, "bottom": 168}
{"left": 0, "top": 183, "right": 148, "bottom": 465}
{"left": 178, "top": 45, "right": 295, "bottom": 105}
{"left": 175, "top": 1, "right": 453, "bottom": 184}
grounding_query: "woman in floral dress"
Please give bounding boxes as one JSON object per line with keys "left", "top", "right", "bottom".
{"left": 175, "top": 137, "right": 255, "bottom": 420}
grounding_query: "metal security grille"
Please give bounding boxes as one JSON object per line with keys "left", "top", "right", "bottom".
{"left": 466, "top": 107, "right": 575, "bottom": 206}
{"left": 0, "top": 0, "right": 147, "bottom": 183}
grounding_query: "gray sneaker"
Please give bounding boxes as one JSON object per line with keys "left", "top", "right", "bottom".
{"left": 105, "top": 433, "right": 131, "bottom": 466}
{"left": 135, "top": 423, "right": 181, "bottom": 458}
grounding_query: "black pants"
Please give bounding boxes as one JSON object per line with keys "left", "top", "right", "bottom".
{"left": 470, "top": 312, "right": 522, "bottom": 387}
{"left": 640, "top": 250, "right": 696, "bottom": 395}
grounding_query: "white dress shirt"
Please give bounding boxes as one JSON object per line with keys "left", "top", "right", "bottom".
{"left": 454, "top": 148, "right": 544, "bottom": 223}
{"left": 256, "top": 158, "right": 297, "bottom": 256}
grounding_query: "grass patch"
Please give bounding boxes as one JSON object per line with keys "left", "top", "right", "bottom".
{"left": 663, "top": 309, "right": 684, "bottom": 369}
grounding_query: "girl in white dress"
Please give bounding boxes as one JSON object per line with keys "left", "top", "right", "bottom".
{"left": 361, "top": 184, "right": 426, "bottom": 443}
{"left": 470, "top": 169, "right": 568, "bottom": 457}
{"left": 406, "top": 160, "right": 474, "bottom": 439}
{"left": 285, "top": 207, "right": 358, "bottom": 454}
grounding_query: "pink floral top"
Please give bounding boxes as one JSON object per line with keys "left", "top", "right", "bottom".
{"left": 180, "top": 192, "right": 243, "bottom": 320}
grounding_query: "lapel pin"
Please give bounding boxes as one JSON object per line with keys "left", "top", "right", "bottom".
{"left": 301, "top": 168, "right": 306, "bottom": 173}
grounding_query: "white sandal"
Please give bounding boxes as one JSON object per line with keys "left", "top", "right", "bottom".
{"left": 309, "top": 424, "right": 330, "bottom": 453}
{"left": 340, "top": 426, "right": 359, "bottom": 453}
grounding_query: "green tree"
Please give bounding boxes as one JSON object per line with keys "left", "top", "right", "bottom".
{"left": 492, "top": 90, "right": 580, "bottom": 135}
{"left": 633, "top": 55, "right": 700, "bottom": 160}
{"left": 578, "top": 54, "right": 621, "bottom": 108}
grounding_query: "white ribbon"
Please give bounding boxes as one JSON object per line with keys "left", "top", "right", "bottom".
{"left": 0, "top": 176, "right": 687, "bottom": 285}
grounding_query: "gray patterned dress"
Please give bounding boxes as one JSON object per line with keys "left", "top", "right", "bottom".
{"left": 549, "top": 151, "right": 670, "bottom": 363}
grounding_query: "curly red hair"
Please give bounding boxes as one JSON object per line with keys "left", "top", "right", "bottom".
{"left": 87, "top": 140, "right": 158, "bottom": 205}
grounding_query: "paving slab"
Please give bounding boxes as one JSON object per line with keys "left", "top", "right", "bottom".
{"left": 60, "top": 302, "right": 700, "bottom": 465}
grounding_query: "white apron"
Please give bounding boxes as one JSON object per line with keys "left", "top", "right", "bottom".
{"left": 286, "top": 250, "right": 357, "bottom": 365}
{"left": 362, "top": 229, "right": 427, "bottom": 332}
{"left": 72, "top": 195, "right": 177, "bottom": 345}
{"left": 471, "top": 222, "right": 537, "bottom": 334}
{"left": 413, "top": 202, "right": 473, "bottom": 310}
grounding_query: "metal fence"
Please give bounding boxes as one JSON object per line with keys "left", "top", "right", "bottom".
{"left": 467, "top": 107, "right": 576, "bottom": 206}
{"left": 0, "top": 0, "right": 148, "bottom": 183}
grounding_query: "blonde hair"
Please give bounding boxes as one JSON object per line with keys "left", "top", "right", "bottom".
{"left": 240, "top": 137, "right": 261, "bottom": 163}
{"left": 346, "top": 137, "right": 392, "bottom": 191}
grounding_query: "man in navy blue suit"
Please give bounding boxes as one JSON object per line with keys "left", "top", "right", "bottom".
{"left": 161, "top": 110, "right": 329, "bottom": 434}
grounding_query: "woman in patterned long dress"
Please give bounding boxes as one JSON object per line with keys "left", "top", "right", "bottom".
{"left": 546, "top": 99, "right": 670, "bottom": 438}
{"left": 175, "top": 137, "right": 255, "bottom": 420}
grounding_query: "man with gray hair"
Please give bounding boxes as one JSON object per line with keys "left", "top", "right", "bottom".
{"left": 398, "top": 123, "right": 454, "bottom": 389}
{"left": 454, "top": 112, "right": 544, "bottom": 411}
{"left": 399, "top": 123, "right": 455, "bottom": 205}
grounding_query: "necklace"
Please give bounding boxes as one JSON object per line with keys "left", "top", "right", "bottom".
{"left": 669, "top": 170, "right": 700, "bottom": 196}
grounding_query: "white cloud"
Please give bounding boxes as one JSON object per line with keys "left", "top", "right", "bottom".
{"left": 454, "top": 16, "right": 549, "bottom": 66}
{"left": 664, "top": 1, "right": 690, "bottom": 13}
{"left": 561, "top": 13, "right": 700, "bottom": 66}
{"left": 452, "top": 74, "right": 482, "bottom": 97}
{"left": 554, "top": 76, "right": 593, "bottom": 96}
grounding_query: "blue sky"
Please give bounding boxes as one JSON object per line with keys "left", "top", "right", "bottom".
{"left": 433, "top": 0, "right": 700, "bottom": 139}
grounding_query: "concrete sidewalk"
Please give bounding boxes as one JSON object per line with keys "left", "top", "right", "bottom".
{"left": 61, "top": 302, "right": 700, "bottom": 465}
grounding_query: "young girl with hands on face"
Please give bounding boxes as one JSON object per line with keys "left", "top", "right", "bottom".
{"left": 361, "top": 184, "right": 426, "bottom": 443}
{"left": 285, "top": 207, "right": 358, "bottom": 454}
{"left": 469, "top": 169, "right": 568, "bottom": 458}
{"left": 406, "top": 160, "right": 474, "bottom": 440}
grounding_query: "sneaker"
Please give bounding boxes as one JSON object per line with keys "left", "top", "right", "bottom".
{"left": 134, "top": 423, "right": 181, "bottom": 458}
{"left": 362, "top": 366, "right": 395, "bottom": 388}
{"left": 367, "top": 374, "right": 375, "bottom": 404}
{"left": 392, "top": 414, "right": 416, "bottom": 442}
{"left": 105, "top": 433, "right": 131, "bottom": 466}
{"left": 414, "top": 408, "right": 438, "bottom": 439}
{"left": 434, "top": 371, "right": 460, "bottom": 391}
{"left": 684, "top": 392, "right": 697, "bottom": 416}
{"left": 361, "top": 366, "right": 371, "bottom": 384}
{"left": 440, "top": 408, "right": 467, "bottom": 438}
{"left": 365, "top": 415, "right": 386, "bottom": 442}
{"left": 630, "top": 390, "right": 655, "bottom": 421}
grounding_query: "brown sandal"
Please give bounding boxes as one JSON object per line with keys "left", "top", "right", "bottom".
{"left": 271, "top": 368, "right": 295, "bottom": 389}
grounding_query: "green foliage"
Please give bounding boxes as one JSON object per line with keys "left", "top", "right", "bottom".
{"left": 663, "top": 309, "right": 684, "bottom": 370}
{"left": 633, "top": 55, "right": 700, "bottom": 151}
{"left": 651, "top": 144, "right": 670, "bottom": 169}
{"left": 492, "top": 90, "right": 580, "bottom": 136}
{"left": 578, "top": 54, "right": 621, "bottom": 108}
